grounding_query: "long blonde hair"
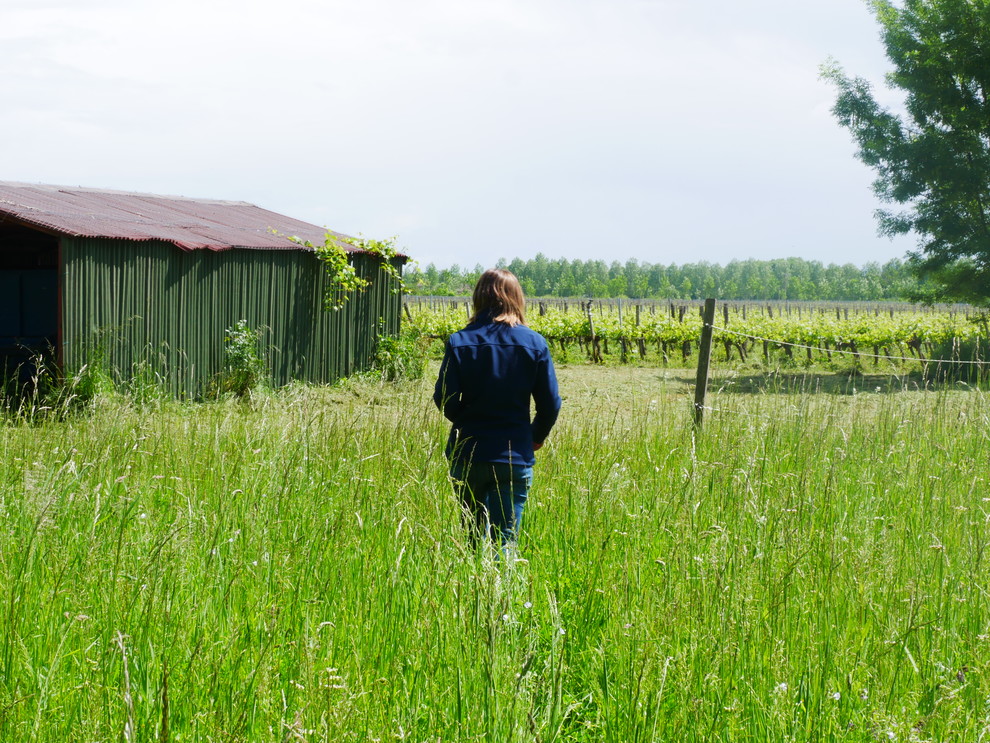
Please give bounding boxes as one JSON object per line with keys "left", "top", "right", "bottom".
{"left": 470, "top": 269, "right": 526, "bottom": 326}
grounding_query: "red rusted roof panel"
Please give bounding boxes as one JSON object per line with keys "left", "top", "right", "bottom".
{"left": 0, "top": 182, "right": 354, "bottom": 252}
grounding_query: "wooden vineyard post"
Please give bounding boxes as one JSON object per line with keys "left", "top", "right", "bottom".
{"left": 585, "top": 301, "right": 602, "bottom": 363}
{"left": 617, "top": 298, "right": 627, "bottom": 363}
{"left": 678, "top": 305, "right": 691, "bottom": 360}
{"left": 693, "top": 298, "right": 717, "bottom": 428}
{"left": 721, "top": 301, "right": 732, "bottom": 361}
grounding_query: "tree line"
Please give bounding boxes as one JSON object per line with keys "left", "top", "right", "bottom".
{"left": 405, "top": 255, "right": 921, "bottom": 301}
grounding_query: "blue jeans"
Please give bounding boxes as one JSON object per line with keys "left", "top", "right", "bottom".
{"left": 450, "top": 461, "right": 533, "bottom": 547}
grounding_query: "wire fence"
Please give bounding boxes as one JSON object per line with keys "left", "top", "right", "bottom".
{"left": 708, "top": 323, "right": 990, "bottom": 366}
{"left": 691, "top": 319, "right": 989, "bottom": 427}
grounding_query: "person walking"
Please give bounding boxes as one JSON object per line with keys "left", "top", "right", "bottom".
{"left": 434, "top": 269, "right": 562, "bottom": 552}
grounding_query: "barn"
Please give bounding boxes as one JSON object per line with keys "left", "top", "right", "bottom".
{"left": 0, "top": 181, "right": 405, "bottom": 395}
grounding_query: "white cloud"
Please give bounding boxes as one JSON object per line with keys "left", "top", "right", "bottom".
{"left": 0, "top": 0, "right": 912, "bottom": 267}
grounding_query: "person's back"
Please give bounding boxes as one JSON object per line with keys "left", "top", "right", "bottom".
{"left": 433, "top": 269, "right": 561, "bottom": 549}
{"left": 436, "top": 315, "right": 558, "bottom": 466}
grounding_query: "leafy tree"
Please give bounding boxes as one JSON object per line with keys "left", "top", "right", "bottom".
{"left": 823, "top": 0, "right": 990, "bottom": 305}
{"left": 624, "top": 258, "right": 649, "bottom": 297}
{"left": 404, "top": 256, "right": 922, "bottom": 300}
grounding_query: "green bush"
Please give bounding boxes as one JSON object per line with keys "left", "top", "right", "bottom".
{"left": 208, "top": 321, "right": 269, "bottom": 397}
{"left": 371, "top": 326, "right": 430, "bottom": 381}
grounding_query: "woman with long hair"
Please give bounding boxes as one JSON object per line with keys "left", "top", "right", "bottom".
{"left": 434, "top": 269, "right": 562, "bottom": 551}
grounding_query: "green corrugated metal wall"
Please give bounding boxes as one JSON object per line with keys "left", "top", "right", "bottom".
{"left": 60, "top": 238, "right": 402, "bottom": 396}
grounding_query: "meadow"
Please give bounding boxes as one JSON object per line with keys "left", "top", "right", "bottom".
{"left": 1, "top": 362, "right": 989, "bottom": 742}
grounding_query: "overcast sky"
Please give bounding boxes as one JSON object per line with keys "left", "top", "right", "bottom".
{"left": 1, "top": 0, "right": 913, "bottom": 268}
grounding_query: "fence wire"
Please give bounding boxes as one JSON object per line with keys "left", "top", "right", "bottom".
{"left": 708, "top": 324, "right": 990, "bottom": 366}
{"left": 695, "top": 322, "right": 988, "bottom": 426}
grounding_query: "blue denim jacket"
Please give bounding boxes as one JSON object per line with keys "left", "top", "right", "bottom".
{"left": 434, "top": 313, "right": 561, "bottom": 467}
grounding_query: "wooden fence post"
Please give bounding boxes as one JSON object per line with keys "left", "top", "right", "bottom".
{"left": 586, "top": 301, "right": 602, "bottom": 363}
{"left": 694, "top": 298, "right": 717, "bottom": 427}
{"left": 617, "top": 298, "right": 627, "bottom": 363}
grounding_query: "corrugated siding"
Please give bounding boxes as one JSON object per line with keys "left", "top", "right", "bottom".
{"left": 60, "top": 238, "right": 402, "bottom": 395}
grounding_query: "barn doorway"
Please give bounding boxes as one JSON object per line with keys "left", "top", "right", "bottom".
{"left": 0, "top": 223, "right": 58, "bottom": 379}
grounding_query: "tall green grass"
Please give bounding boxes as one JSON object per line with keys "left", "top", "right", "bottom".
{"left": 0, "top": 369, "right": 988, "bottom": 741}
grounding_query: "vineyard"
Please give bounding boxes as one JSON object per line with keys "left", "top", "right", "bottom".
{"left": 405, "top": 297, "right": 990, "bottom": 366}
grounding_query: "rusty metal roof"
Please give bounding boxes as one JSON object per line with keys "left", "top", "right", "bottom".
{"left": 0, "top": 181, "right": 354, "bottom": 252}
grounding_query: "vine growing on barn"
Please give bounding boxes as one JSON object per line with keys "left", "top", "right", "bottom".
{"left": 285, "top": 232, "right": 405, "bottom": 310}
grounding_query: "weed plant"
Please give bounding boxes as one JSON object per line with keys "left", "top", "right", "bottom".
{"left": 0, "top": 367, "right": 988, "bottom": 741}
{"left": 207, "top": 321, "right": 270, "bottom": 398}
{"left": 371, "top": 326, "right": 430, "bottom": 382}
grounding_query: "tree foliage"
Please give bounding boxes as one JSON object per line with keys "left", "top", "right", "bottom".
{"left": 405, "top": 254, "right": 920, "bottom": 301}
{"left": 823, "top": 0, "right": 990, "bottom": 305}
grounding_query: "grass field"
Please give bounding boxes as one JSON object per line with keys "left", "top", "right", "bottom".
{"left": 1, "top": 364, "right": 989, "bottom": 741}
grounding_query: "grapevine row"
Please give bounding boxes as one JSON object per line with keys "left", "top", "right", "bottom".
{"left": 405, "top": 299, "right": 990, "bottom": 365}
